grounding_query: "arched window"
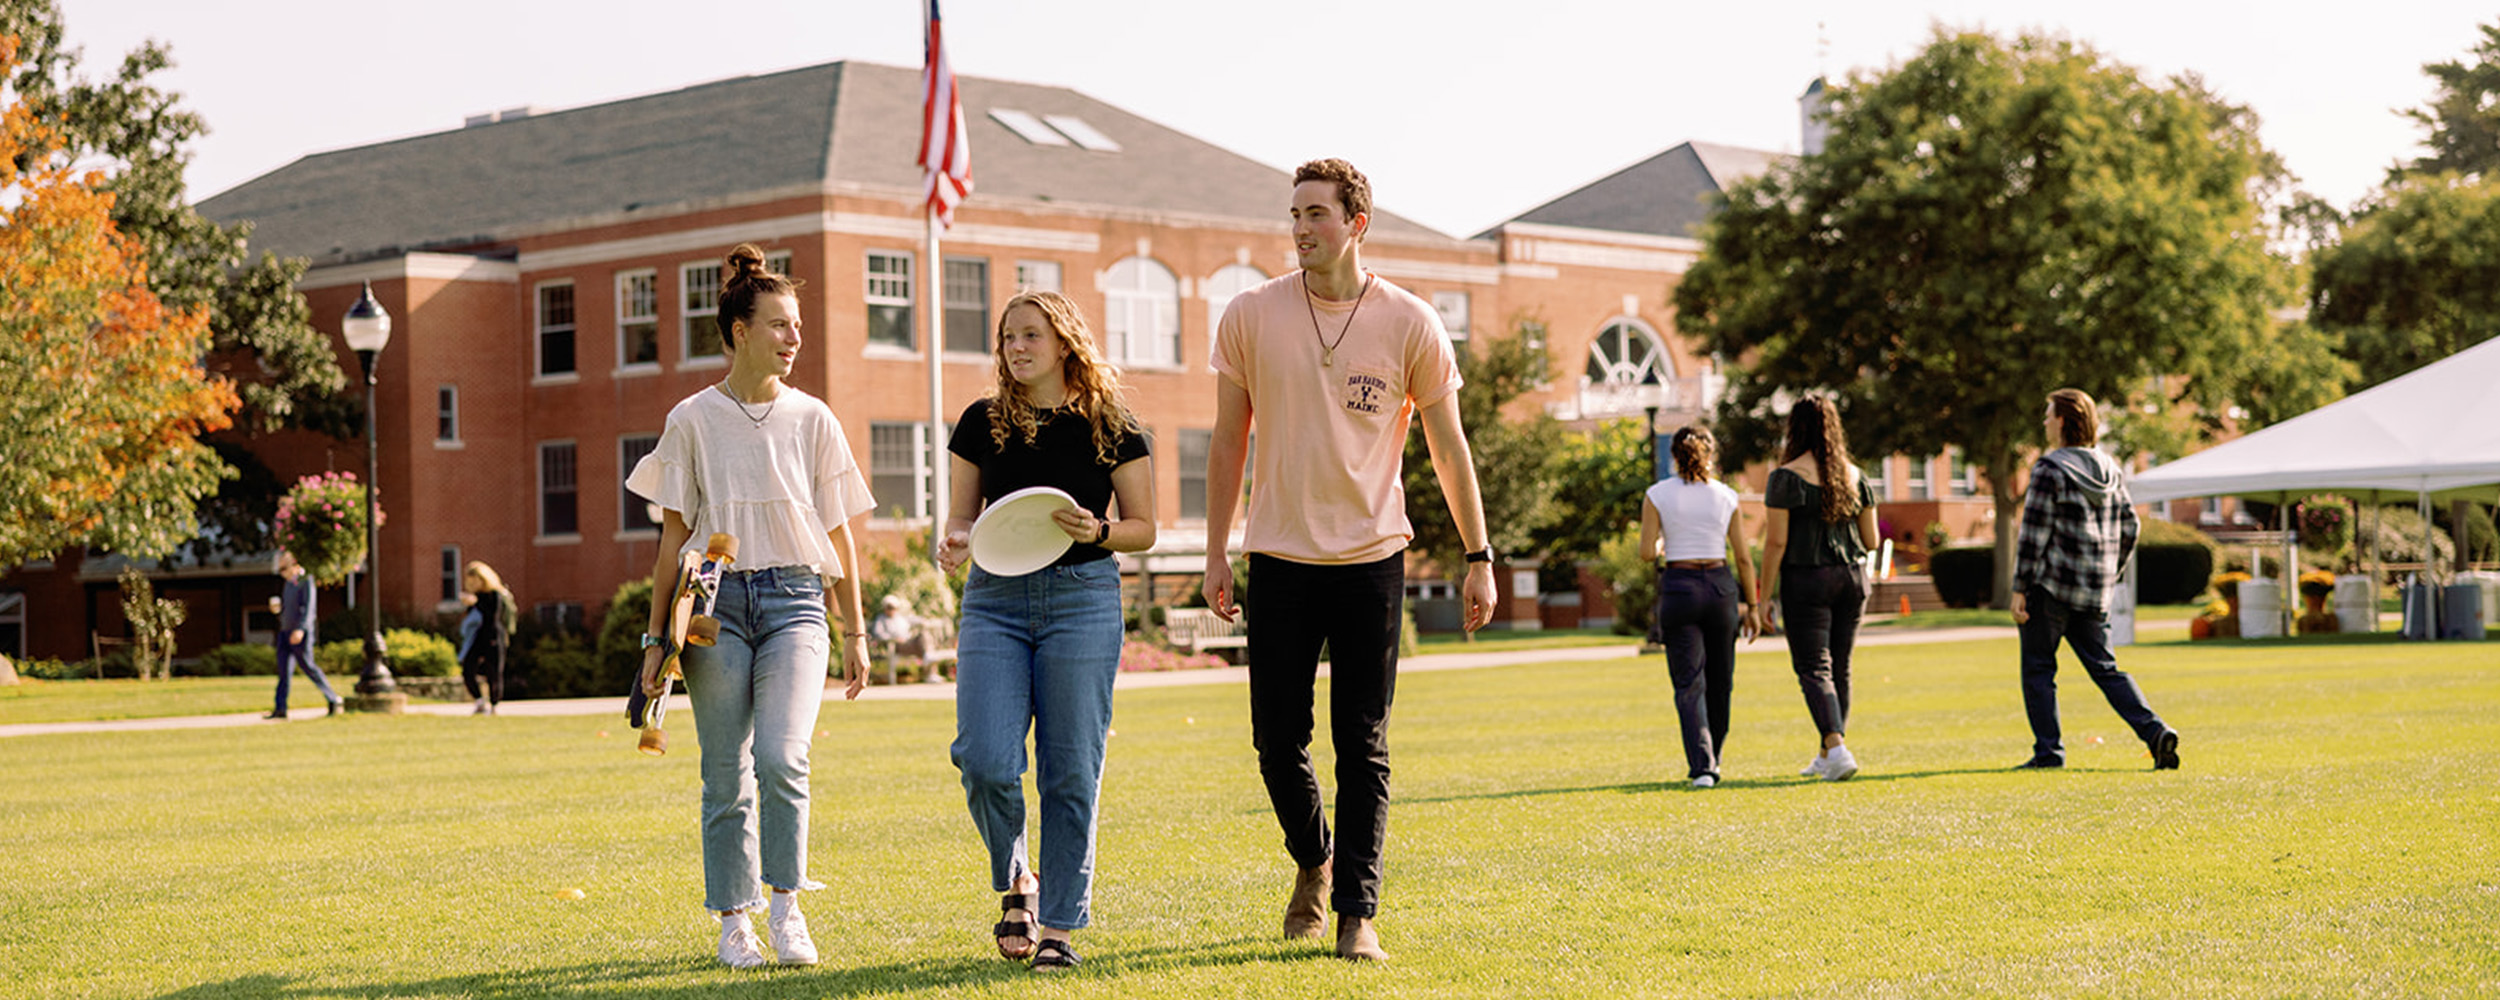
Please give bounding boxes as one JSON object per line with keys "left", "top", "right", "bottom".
{"left": 1586, "top": 318, "right": 1672, "bottom": 388}
{"left": 1104, "top": 257, "right": 1181, "bottom": 367}
{"left": 1203, "top": 263, "right": 1268, "bottom": 349}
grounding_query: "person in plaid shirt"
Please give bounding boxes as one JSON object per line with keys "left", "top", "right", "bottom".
{"left": 2010, "top": 389, "right": 2181, "bottom": 771}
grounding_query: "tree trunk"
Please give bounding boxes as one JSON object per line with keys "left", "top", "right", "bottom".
{"left": 1988, "top": 451, "right": 2025, "bottom": 610}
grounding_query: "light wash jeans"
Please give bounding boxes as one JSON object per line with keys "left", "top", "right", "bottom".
{"left": 951, "top": 558, "right": 1124, "bottom": 931}
{"left": 684, "top": 566, "right": 830, "bottom": 914}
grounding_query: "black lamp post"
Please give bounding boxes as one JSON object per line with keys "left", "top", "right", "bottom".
{"left": 1644, "top": 402, "right": 1663, "bottom": 481}
{"left": 342, "top": 281, "right": 402, "bottom": 709}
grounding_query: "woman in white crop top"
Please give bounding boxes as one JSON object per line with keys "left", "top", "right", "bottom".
{"left": 1639, "top": 425, "right": 1758, "bottom": 789}
{"left": 625, "top": 244, "right": 874, "bottom": 969}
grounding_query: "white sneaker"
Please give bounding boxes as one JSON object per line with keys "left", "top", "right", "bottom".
{"left": 767, "top": 900, "right": 819, "bottom": 966}
{"left": 1820, "top": 745, "right": 1860, "bottom": 782}
{"left": 1691, "top": 774, "right": 1717, "bottom": 789}
{"left": 1798, "top": 756, "right": 1825, "bottom": 778}
{"left": 718, "top": 915, "right": 767, "bottom": 969}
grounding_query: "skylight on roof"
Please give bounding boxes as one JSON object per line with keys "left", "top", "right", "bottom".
{"left": 1042, "top": 114, "right": 1122, "bottom": 152}
{"left": 988, "top": 109, "right": 1070, "bottom": 146}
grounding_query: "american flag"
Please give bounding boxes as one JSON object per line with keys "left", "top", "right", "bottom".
{"left": 919, "top": 0, "right": 972, "bottom": 228}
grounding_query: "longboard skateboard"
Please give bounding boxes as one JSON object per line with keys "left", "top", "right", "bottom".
{"left": 627, "top": 532, "right": 736, "bottom": 755}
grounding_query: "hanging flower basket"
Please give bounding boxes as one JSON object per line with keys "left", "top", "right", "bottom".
{"left": 275, "top": 471, "right": 383, "bottom": 585}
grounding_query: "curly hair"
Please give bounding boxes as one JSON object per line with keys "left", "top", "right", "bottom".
{"left": 1292, "top": 158, "right": 1373, "bottom": 225}
{"left": 986, "top": 290, "right": 1142, "bottom": 465}
{"left": 1780, "top": 395, "right": 1861, "bottom": 523}
{"left": 1670, "top": 425, "right": 1719, "bottom": 483}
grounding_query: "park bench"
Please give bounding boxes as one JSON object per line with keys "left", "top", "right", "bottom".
{"left": 1161, "top": 607, "right": 1247, "bottom": 657}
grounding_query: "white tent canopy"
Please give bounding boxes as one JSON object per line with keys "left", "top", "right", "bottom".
{"left": 2130, "top": 334, "right": 2500, "bottom": 505}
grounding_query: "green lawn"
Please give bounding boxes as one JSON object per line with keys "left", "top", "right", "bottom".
{"left": 5, "top": 634, "right": 2496, "bottom": 998}
{"left": 1414, "top": 625, "right": 1630, "bottom": 652}
{"left": 0, "top": 675, "right": 459, "bottom": 726}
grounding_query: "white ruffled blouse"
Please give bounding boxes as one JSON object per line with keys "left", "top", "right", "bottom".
{"left": 625, "top": 386, "right": 877, "bottom": 580}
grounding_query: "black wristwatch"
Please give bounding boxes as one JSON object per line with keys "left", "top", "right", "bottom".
{"left": 1093, "top": 520, "right": 1112, "bottom": 546}
{"left": 1463, "top": 547, "right": 1495, "bottom": 564}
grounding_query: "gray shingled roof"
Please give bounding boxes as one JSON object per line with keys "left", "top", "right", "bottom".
{"left": 200, "top": 61, "right": 1448, "bottom": 265}
{"left": 1479, "top": 141, "right": 1787, "bottom": 241}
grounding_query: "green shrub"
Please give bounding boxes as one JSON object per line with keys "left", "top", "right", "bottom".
{"left": 1593, "top": 525, "right": 1655, "bottom": 638}
{"left": 2135, "top": 544, "right": 2215, "bottom": 606}
{"left": 190, "top": 643, "right": 277, "bottom": 677}
{"left": 314, "top": 629, "right": 458, "bottom": 679}
{"left": 517, "top": 631, "right": 605, "bottom": 700}
{"left": 1930, "top": 547, "right": 1996, "bottom": 608}
{"left": 594, "top": 578, "right": 654, "bottom": 700}
{"left": 18, "top": 657, "right": 87, "bottom": 680}
{"left": 2357, "top": 506, "right": 2456, "bottom": 571}
{"left": 2139, "top": 518, "right": 2220, "bottom": 550}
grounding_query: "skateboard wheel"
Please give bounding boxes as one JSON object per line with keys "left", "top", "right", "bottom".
{"left": 638, "top": 727, "right": 667, "bottom": 756}
{"left": 706, "top": 533, "right": 738, "bottom": 563}
{"left": 687, "top": 615, "right": 720, "bottom": 646}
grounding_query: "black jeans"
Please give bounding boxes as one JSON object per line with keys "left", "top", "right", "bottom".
{"left": 1781, "top": 562, "right": 1866, "bottom": 739}
{"left": 1244, "top": 552, "right": 1403, "bottom": 919}
{"left": 2018, "top": 586, "right": 2167, "bottom": 762}
{"left": 462, "top": 645, "right": 505, "bottom": 703}
{"left": 1656, "top": 566, "right": 1740, "bottom": 779}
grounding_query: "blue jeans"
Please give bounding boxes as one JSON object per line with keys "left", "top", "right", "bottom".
{"left": 684, "top": 567, "right": 830, "bottom": 914}
{"left": 2018, "top": 586, "right": 2168, "bottom": 763}
{"left": 951, "top": 558, "right": 1124, "bottom": 931}
{"left": 273, "top": 640, "right": 337, "bottom": 712}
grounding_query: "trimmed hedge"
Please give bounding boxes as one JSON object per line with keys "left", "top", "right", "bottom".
{"left": 2136, "top": 543, "right": 2215, "bottom": 605}
{"left": 1931, "top": 547, "right": 1995, "bottom": 608}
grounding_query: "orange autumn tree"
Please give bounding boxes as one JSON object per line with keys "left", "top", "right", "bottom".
{"left": 0, "top": 37, "right": 237, "bottom": 566}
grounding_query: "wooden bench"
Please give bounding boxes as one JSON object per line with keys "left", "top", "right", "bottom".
{"left": 1162, "top": 608, "right": 1247, "bottom": 656}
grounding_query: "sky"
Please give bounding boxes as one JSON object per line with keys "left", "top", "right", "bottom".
{"left": 44, "top": 0, "right": 2498, "bottom": 240}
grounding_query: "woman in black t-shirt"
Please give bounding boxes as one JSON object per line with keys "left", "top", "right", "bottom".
{"left": 1755, "top": 396, "right": 1880, "bottom": 782}
{"left": 935, "top": 290, "right": 1154, "bottom": 973}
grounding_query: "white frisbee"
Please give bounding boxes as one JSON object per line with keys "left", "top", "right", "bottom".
{"left": 969, "top": 486, "right": 1080, "bottom": 576}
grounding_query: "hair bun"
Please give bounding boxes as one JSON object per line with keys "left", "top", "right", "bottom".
{"left": 724, "top": 243, "right": 768, "bottom": 282}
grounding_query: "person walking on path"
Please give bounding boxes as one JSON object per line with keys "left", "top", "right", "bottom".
{"left": 1203, "top": 158, "right": 1498, "bottom": 962}
{"left": 1755, "top": 396, "right": 1878, "bottom": 782}
{"left": 935, "top": 290, "right": 1155, "bottom": 973}
{"left": 267, "top": 550, "right": 341, "bottom": 719}
{"left": 625, "top": 244, "right": 874, "bottom": 969}
{"left": 455, "top": 561, "right": 514, "bottom": 715}
{"left": 2011, "top": 389, "right": 2181, "bottom": 771}
{"left": 1640, "top": 425, "right": 1758, "bottom": 789}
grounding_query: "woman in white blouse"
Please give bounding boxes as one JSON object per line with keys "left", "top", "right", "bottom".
{"left": 627, "top": 244, "right": 874, "bottom": 970}
{"left": 1638, "top": 425, "right": 1758, "bottom": 789}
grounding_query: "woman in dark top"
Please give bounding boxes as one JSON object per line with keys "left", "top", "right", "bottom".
{"left": 936, "top": 290, "right": 1155, "bottom": 973}
{"left": 1754, "top": 396, "right": 1880, "bottom": 782}
{"left": 457, "top": 561, "right": 513, "bottom": 715}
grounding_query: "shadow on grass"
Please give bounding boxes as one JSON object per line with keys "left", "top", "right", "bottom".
{"left": 152, "top": 937, "right": 1312, "bottom": 999}
{"left": 1401, "top": 781, "right": 1666, "bottom": 804}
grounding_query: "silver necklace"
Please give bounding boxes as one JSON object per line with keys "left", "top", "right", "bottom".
{"left": 718, "top": 383, "right": 776, "bottom": 427}
{"left": 1302, "top": 272, "right": 1374, "bottom": 368}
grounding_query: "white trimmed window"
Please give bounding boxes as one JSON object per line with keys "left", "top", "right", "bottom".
{"left": 1866, "top": 457, "right": 1889, "bottom": 501}
{"left": 1105, "top": 256, "right": 1180, "bottom": 367}
{"left": 1177, "top": 428, "right": 1213, "bottom": 520}
{"left": 619, "top": 435, "right": 661, "bottom": 533}
{"left": 436, "top": 385, "right": 459, "bottom": 442}
{"left": 1433, "top": 290, "right": 1471, "bottom": 341}
{"left": 1908, "top": 456, "right": 1935, "bottom": 501}
{"left": 871, "top": 422, "right": 932, "bottom": 520}
{"left": 1203, "top": 264, "right": 1266, "bottom": 351}
{"left": 439, "top": 546, "right": 463, "bottom": 605}
{"left": 1015, "top": 259, "right": 1062, "bottom": 293}
{"left": 866, "top": 251, "right": 915, "bottom": 350}
{"left": 681, "top": 261, "right": 723, "bottom": 361}
{"left": 944, "top": 257, "right": 990, "bottom": 355}
{"left": 616, "top": 269, "right": 659, "bottom": 369}
{"left": 1948, "top": 449, "right": 1977, "bottom": 498}
{"left": 1586, "top": 318, "right": 1671, "bottom": 388}
{"left": 535, "top": 281, "right": 576, "bottom": 377}
{"left": 539, "top": 441, "right": 579, "bottom": 537}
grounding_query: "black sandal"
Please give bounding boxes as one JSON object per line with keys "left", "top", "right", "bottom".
{"left": 1030, "top": 937, "right": 1080, "bottom": 972}
{"left": 994, "top": 892, "right": 1036, "bottom": 959}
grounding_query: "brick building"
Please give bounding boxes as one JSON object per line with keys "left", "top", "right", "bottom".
{"left": 2, "top": 63, "right": 2014, "bottom": 663}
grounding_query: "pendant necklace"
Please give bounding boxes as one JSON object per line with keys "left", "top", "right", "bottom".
{"left": 719, "top": 382, "right": 777, "bottom": 428}
{"left": 1303, "top": 272, "right": 1374, "bottom": 368}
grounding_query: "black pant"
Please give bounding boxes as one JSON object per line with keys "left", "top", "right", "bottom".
{"left": 462, "top": 645, "right": 505, "bottom": 703}
{"left": 1781, "top": 563, "right": 1865, "bottom": 739}
{"left": 1656, "top": 566, "right": 1740, "bottom": 779}
{"left": 2018, "top": 586, "right": 2167, "bottom": 762}
{"left": 1244, "top": 552, "right": 1403, "bottom": 919}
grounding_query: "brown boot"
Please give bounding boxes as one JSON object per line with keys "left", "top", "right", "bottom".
{"left": 1335, "top": 915, "right": 1387, "bottom": 962}
{"left": 1282, "top": 859, "right": 1331, "bottom": 939}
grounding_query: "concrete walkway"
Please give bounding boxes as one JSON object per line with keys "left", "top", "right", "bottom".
{"left": 4, "top": 621, "right": 2181, "bottom": 739}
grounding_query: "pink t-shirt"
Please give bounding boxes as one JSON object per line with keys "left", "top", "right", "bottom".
{"left": 1212, "top": 270, "right": 1462, "bottom": 565}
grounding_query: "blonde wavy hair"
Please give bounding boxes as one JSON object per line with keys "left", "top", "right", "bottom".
{"left": 987, "top": 290, "right": 1141, "bottom": 464}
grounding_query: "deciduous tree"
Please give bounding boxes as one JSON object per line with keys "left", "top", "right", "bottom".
{"left": 2393, "top": 20, "right": 2500, "bottom": 182}
{"left": 2308, "top": 175, "right": 2500, "bottom": 390}
{"left": 1402, "top": 316, "right": 1565, "bottom": 573}
{"left": 0, "top": 38, "right": 239, "bottom": 566}
{"left": 1674, "top": 28, "right": 2341, "bottom": 607}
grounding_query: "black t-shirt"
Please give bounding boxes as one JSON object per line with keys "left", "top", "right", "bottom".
{"left": 1764, "top": 467, "right": 1877, "bottom": 568}
{"left": 947, "top": 397, "right": 1150, "bottom": 567}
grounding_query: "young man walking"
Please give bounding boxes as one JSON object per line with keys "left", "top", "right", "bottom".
{"left": 1203, "top": 158, "right": 1497, "bottom": 962}
{"left": 268, "top": 550, "right": 342, "bottom": 719}
{"left": 2011, "top": 388, "right": 2180, "bottom": 771}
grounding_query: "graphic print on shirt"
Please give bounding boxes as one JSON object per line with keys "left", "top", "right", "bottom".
{"left": 1341, "top": 366, "right": 1396, "bottom": 418}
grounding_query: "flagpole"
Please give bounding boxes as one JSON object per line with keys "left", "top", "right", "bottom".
{"left": 925, "top": 208, "right": 948, "bottom": 554}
